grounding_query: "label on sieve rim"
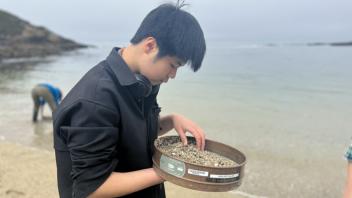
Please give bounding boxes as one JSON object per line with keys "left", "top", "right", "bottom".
{"left": 210, "top": 173, "right": 239, "bottom": 179}
{"left": 188, "top": 169, "right": 209, "bottom": 177}
{"left": 160, "top": 154, "right": 185, "bottom": 177}
{"left": 206, "top": 173, "right": 240, "bottom": 183}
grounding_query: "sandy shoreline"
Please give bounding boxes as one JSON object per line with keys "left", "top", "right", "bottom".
{"left": 0, "top": 141, "right": 243, "bottom": 198}
{"left": 0, "top": 141, "right": 57, "bottom": 198}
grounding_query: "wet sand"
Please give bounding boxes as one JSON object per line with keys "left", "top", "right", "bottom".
{"left": 0, "top": 141, "right": 242, "bottom": 198}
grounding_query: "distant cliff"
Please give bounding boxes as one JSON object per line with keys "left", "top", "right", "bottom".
{"left": 0, "top": 9, "right": 87, "bottom": 61}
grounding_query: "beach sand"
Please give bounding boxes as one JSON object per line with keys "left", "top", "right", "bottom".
{"left": 0, "top": 141, "right": 242, "bottom": 198}
{"left": 0, "top": 141, "right": 57, "bottom": 198}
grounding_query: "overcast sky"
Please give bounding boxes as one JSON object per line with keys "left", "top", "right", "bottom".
{"left": 1, "top": 0, "right": 351, "bottom": 44}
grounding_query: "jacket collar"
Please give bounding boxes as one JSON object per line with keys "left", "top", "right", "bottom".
{"left": 105, "top": 47, "right": 138, "bottom": 86}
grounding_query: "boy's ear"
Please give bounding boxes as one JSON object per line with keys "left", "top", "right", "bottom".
{"left": 143, "top": 37, "right": 158, "bottom": 54}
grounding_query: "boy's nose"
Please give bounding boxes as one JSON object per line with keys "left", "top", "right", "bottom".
{"left": 169, "top": 69, "right": 177, "bottom": 79}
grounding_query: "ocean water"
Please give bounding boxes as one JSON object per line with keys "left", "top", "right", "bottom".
{"left": 0, "top": 42, "right": 351, "bottom": 197}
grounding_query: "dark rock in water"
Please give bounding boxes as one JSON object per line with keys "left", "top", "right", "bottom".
{"left": 307, "top": 42, "right": 327, "bottom": 46}
{"left": 330, "top": 41, "right": 352, "bottom": 46}
{"left": 306, "top": 41, "right": 352, "bottom": 47}
{"left": 0, "top": 9, "right": 87, "bottom": 61}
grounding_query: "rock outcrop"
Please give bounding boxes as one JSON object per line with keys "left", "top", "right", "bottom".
{"left": 0, "top": 9, "right": 87, "bottom": 61}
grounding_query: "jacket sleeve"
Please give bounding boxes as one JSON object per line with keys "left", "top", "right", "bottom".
{"left": 59, "top": 100, "right": 120, "bottom": 198}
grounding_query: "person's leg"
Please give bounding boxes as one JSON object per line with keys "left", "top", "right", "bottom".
{"left": 42, "top": 90, "right": 57, "bottom": 112}
{"left": 31, "top": 87, "right": 41, "bottom": 122}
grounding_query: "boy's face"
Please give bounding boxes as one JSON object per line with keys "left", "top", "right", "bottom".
{"left": 143, "top": 55, "right": 184, "bottom": 85}
{"left": 138, "top": 38, "right": 185, "bottom": 85}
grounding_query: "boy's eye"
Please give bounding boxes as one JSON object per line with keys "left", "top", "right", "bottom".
{"left": 170, "top": 64, "right": 176, "bottom": 68}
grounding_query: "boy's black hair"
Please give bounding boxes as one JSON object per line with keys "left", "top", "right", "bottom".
{"left": 130, "top": 0, "right": 206, "bottom": 72}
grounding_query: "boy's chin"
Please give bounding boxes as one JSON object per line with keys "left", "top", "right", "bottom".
{"left": 151, "top": 80, "right": 163, "bottom": 85}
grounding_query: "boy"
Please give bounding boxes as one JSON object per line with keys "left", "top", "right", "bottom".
{"left": 53, "top": 2, "right": 206, "bottom": 198}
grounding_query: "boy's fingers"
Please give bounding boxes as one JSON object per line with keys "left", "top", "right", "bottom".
{"left": 177, "top": 128, "right": 188, "bottom": 146}
{"left": 192, "top": 126, "right": 205, "bottom": 150}
{"left": 190, "top": 128, "right": 202, "bottom": 150}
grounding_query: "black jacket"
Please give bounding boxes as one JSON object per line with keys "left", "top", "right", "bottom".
{"left": 53, "top": 47, "right": 164, "bottom": 198}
